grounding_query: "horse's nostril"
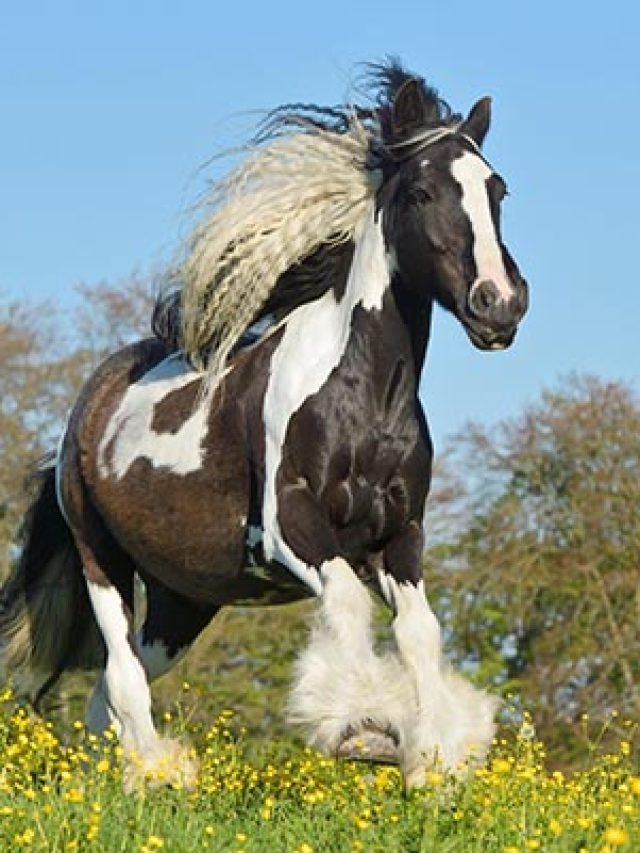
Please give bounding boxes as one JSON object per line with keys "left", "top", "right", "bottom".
{"left": 469, "top": 279, "right": 499, "bottom": 317}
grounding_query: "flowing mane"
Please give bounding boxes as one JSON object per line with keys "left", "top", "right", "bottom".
{"left": 172, "top": 59, "right": 460, "bottom": 380}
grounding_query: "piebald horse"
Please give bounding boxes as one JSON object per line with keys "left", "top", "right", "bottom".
{"left": 0, "top": 61, "right": 528, "bottom": 790}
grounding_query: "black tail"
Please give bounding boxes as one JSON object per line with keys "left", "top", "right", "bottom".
{"left": 0, "top": 463, "right": 104, "bottom": 706}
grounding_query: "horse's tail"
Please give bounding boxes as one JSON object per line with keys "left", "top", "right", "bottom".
{"left": 0, "top": 461, "right": 103, "bottom": 707}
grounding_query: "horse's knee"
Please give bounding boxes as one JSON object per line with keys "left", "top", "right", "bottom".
{"left": 316, "top": 557, "right": 372, "bottom": 651}
{"left": 390, "top": 579, "right": 442, "bottom": 660}
{"left": 320, "top": 557, "right": 370, "bottom": 615}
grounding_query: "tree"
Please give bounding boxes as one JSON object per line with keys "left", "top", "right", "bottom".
{"left": 425, "top": 374, "right": 640, "bottom": 763}
{"left": 0, "top": 277, "right": 154, "bottom": 571}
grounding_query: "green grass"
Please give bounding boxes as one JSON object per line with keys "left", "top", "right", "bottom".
{"left": 0, "top": 689, "right": 639, "bottom": 852}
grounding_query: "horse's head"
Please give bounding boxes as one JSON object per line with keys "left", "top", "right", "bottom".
{"left": 378, "top": 74, "right": 528, "bottom": 350}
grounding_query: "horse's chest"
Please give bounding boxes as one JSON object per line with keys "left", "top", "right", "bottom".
{"left": 261, "top": 302, "right": 427, "bottom": 577}
{"left": 285, "top": 367, "right": 421, "bottom": 538}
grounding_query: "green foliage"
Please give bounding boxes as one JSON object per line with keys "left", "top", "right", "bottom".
{"left": 426, "top": 374, "right": 640, "bottom": 764}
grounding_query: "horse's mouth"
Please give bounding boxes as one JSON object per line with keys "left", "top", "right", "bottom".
{"left": 463, "top": 323, "right": 517, "bottom": 351}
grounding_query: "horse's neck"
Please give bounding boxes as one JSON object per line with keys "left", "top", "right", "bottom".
{"left": 389, "top": 277, "right": 434, "bottom": 378}
{"left": 268, "top": 207, "right": 433, "bottom": 411}
{"left": 345, "top": 207, "right": 434, "bottom": 382}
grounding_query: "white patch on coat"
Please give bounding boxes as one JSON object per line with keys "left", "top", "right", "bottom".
{"left": 97, "top": 354, "right": 209, "bottom": 480}
{"left": 261, "top": 207, "right": 391, "bottom": 594}
{"left": 450, "top": 150, "right": 514, "bottom": 301}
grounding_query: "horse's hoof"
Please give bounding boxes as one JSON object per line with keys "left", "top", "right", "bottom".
{"left": 336, "top": 721, "right": 399, "bottom": 764}
{"left": 402, "top": 763, "right": 427, "bottom": 791}
{"left": 122, "top": 738, "right": 199, "bottom": 793}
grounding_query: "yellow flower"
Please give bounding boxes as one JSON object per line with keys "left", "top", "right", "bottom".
{"left": 15, "top": 828, "right": 36, "bottom": 845}
{"left": 603, "top": 827, "right": 628, "bottom": 846}
{"left": 503, "top": 847, "right": 520, "bottom": 853}
{"left": 64, "top": 788, "right": 84, "bottom": 803}
{"left": 549, "top": 818, "right": 562, "bottom": 836}
{"left": 629, "top": 776, "right": 640, "bottom": 795}
{"left": 492, "top": 758, "right": 511, "bottom": 774}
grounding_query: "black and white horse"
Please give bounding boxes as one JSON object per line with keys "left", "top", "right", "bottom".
{"left": 0, "top": 61, "right": 528, "bottom": 790}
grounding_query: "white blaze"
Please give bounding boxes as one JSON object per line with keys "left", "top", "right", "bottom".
{"left": 450, "top": 151, "right": 514, "bottom": 301}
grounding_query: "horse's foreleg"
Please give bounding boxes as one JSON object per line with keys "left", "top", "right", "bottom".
{"left": 384, "top": 533, "right": 498, "bottom": 788}
{"left": 286, "top": 556, "right": 402, "bottom": 762}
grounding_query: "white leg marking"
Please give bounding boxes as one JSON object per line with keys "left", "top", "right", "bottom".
{"left": 85, "top": 583, "right": 198, "bottom": 790}
{"left": 451, "top": 151, "right": 514, "bottom": 301}
{"left": 97, "top": 353, "right": 209, "bottom": 480}
{"left": 262, "top": 209, "right": 392, "bottom": 594}
{"left": 287, "top": 557, "right": 405, "bottom": 758}
{"left": 289, "top": 562, "right": 497, "bottom": 781}
{"left": 388, "top": 578, "right": 498, "bottom": 788}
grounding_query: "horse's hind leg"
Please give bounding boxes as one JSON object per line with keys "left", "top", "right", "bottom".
{"left": 135, "top": 577, "right": 218, "bottom": 682}
{"left": 86, "top": 577, "right": 216, "bottom": 733}
{"left": 74, "top": 531, "right": 198, "bottom": 791}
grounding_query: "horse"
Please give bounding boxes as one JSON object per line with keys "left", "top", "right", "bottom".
{"left": 0, "top": 60, "right": 528, "bottom": 791}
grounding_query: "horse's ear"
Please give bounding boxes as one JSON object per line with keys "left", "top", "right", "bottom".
{"left": 390, "top": 78, "right": 428, "bottom": 141}
{"left": 461, "top": 97, "right": 492, "bottom": 146}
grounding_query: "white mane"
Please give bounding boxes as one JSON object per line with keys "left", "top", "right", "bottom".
{"left": 179, "top": 117, "right": 378, "bottom": 383}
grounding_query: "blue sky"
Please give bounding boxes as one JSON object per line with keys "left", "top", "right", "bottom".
{"left": 1, "top": 1, "right": 638, "bottom": 447}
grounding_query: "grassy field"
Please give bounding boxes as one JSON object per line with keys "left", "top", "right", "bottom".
{"left": 0, "top": 687, "right": 638, "bottom": 852}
